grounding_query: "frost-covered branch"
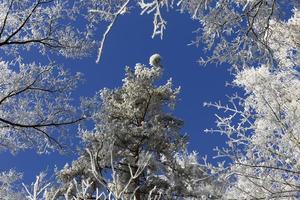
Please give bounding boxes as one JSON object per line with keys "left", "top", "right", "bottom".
{"left": 139, "top": 0, "right": 170, "bottom": 39}
{"left": 206, "top": 63, "right": 300, "bottom": 198}
{"left": 0, "top": 0, "right": 93, "bottom": 58}
{"left": 0, "top": 59, "right": 83, "bottom": 153}
{"left": 95, "top": 0, "right": 130, "bottom": 63}
{"left": 22, "top": 172, "right": 51, "bottom": 200}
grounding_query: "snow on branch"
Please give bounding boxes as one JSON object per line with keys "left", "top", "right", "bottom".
{"left": 95, "top": 0, "right": 130, "bottom": 63}
{"left": 139, "top": 0, "right": 170, "bottom": 39}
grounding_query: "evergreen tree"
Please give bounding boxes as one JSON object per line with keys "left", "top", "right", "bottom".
{"left": 53, "top": 55, "right": 217, "bottom": 200}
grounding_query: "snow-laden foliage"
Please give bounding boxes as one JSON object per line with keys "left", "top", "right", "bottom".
{"left": 0, "top": 59, "right": 82, "bottom": 153}
{"left": 206, "top": 65, "right": 300, "bottom": 199}
{"left": 45, "top": 55, "right": 220, "bottom": 199}
{"left": 0, "top": 170, "right": 24, "bottom": 200}
{"left": 2, "top": 0, "right": 290, "bottom": 67}
{"left": 267, "top": 8, "right": 300, "bottom": 68}
{"left": 179, "top": 0, "right": 300, "bottom": 67}
{"left": 85, "top": 0, "right": 299, "bottom": 66}
{"left": 0, "top": 0, "right": 93, "bottom": 58}
{"left": 1, "top": 0, "right": 299, "bottom": 199}
{"left": 0, "top": 0, "right": 94, "bottom": 157}
{"left": 204, "top": 9, "right": 300, "bottom": 199}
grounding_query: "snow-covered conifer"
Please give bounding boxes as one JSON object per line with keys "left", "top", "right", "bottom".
{"left": 52, "top": 55, "right": 218, "bottom": 200}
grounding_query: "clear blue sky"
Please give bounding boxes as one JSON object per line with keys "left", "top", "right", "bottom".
{"left": 0, "top": 9, "right": 235, "bottom": 184}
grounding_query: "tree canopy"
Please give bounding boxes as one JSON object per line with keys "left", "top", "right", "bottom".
{"left": 0, "top": 0, "right": 299, "bottom": 199}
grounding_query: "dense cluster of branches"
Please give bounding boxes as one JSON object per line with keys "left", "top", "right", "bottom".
{"left": 0, "top": 0, "right": 299, "bottom": 199}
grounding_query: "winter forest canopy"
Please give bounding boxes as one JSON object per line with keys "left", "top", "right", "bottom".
{"left": 0, "top": 0, "right": 300, "bottom": 199}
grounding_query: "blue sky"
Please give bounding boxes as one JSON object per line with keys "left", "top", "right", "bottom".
{"left": 0, "top": 8, "right": 236, "bottom": 184}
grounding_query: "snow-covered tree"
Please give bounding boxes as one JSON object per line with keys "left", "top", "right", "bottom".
{"left": 84, "top": 0, "right": 299, "bottom": 66}
{"left": 0, "top": 170, "right": 24, "bottom": 200}
{"left": 179, "top": 0, "right": 299, "bottom": 66}
{"left": 204, "top": 9, "right": 300, "bottom": 199}
{"left": 0, "top": 1, "right": 93, "bottom": 198}
{"left": 48, "top": 55, "right": 219, "bottom": 200}
{"left": 2, "top": 0, "right": 299, "bottom": 199}
{"left": 0, "top": 59, "right": 82, "bottom": 153}
{"left": 0, "top": 0, "right": 96, "bottom": 154}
